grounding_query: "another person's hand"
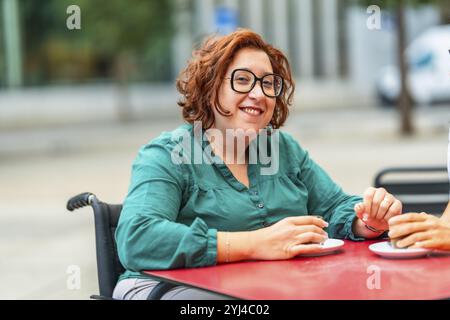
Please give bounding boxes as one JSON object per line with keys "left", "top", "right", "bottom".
{"left": 388, "top": 213, "right": 450, "bottom": 251}
{"left": 354, "top": 187, "right": 402, "bottom": 233}
{"left": 251, "top": 216, "right": 328, "bottom": 260}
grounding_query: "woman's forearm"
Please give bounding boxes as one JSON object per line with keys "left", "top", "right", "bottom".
{"left": 217, "top": 231, "right": 256, "bottom": 263}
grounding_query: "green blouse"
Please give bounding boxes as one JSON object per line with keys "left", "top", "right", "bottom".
{"left": 115, "top": 123, "right": 364, "bottom": 281}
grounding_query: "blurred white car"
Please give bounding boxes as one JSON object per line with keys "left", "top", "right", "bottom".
{"left": 376, "top": 24, "right": 450, "bottom": 106}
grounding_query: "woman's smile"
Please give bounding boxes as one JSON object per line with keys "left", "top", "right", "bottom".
{"left": 238, "top": 105, "right": 265, "bottom": 118}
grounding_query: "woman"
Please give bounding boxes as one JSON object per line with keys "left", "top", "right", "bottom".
{"left": 388, "top": 202, "right": 450, "bottom": 250}
{"left": 113, "top": 29, "right": 402, "bottom": 300}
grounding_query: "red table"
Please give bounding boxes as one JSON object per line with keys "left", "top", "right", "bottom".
{"left": 144, "top": 240, "right": 450, "bottom": 300}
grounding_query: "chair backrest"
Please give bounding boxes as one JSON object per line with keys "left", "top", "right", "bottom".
{"left": 90, "top": 199, "right": 125, "bottom": 298}
{"left": 374, "top": 166, "right": 449, "bottom": 215}
{"left": 67, "top": 193, "right": 125, "bottom": 298}
{"left": 68, "top": 192, "right": 179, "bottom": 300}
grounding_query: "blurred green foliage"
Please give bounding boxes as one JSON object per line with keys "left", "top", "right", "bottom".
{"left": 19, "top": 0, "right": 174, "bottom": 86}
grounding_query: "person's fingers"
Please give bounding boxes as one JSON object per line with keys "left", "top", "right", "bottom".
{"left": 296, "top": 232, "right": 328, "bottom": 244}
{"left": 354, "top": 202, "right": 365, "bottom": 220}
{"left": 394, "top": 231, "right": 431, "bottom": 248}
{"left": 363, "top": 187, "right": 376, "bottom": 218}
{"left": 409, "top": 240, "right": 436, "bottom": 249}
{"left": 370, "top": 188, "right": 387, "bottom": 220}
{"left": 375, "top": 193, "right": 394, "bottom": 220}
{"left": 308, "top": 215, "right": 329, "bottom": 228}
{"left": 286, "top": 216, "right": 329, "bottom": 228}
{"left": 294, "top": 225, "right": 328, "bottom": 237}
{"left": 388, "top": 212, "right": 428, "bottom": 226}
{"left": 388, "top": 221, "right": 434, "bottom": 239}
{"left": 290, "top": 244, "right": 323, "bottom": 256}
{"left": 383, "top": 199, "right": 403, "bottom": 223}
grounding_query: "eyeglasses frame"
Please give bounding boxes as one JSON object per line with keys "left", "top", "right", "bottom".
{"left": 224, "top": 68, "right": 284, "bottom": 98}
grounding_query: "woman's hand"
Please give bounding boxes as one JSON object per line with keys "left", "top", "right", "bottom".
{"left": 250, "top": 216, "right": 329, "bottom": 260}
{"left": 354, "top": 187, "right": 402, "bottom": 235}
{"left": 388, "top": 213, "right": 450, "bottom": 251}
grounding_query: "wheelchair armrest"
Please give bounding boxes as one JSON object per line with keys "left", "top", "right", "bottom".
{"left": 146, "top": 282, "right": 178, "bottom": 300}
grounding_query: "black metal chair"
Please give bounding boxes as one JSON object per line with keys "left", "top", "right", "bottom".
{"left": 374, "top": 166, "right": 449, "bottom": 215}
{"left": 66, "top": 192, "right": 176, "bottom": 300}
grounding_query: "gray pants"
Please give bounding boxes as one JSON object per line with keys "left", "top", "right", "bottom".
{"left": 113, "top": 278, "right": 232, "bottom": 300}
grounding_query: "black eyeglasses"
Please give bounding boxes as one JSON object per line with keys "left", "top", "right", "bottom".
{"left": 224, "top": 69, "right": 284, "bottom": 98}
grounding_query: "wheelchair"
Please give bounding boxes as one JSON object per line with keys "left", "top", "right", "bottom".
{"left": 66, "top": 192, "right": 176, "bottom": 300}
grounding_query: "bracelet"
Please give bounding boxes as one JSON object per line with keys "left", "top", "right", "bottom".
{"left": 364, "top": 223, "right": 386, "bottom": 234}
{"left": 225, "top": 232, "right": 231, "bottom": 263}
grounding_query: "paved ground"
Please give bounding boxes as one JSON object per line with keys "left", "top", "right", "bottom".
{"left": 0, "top": 104, "right": 449, "bottom": 299}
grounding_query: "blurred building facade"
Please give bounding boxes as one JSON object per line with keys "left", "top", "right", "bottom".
{"left": 173, "top": 0, "right": 441, "bottom": 87}
{"left": 0, "top": 0, "right": 446, "bottom": 128}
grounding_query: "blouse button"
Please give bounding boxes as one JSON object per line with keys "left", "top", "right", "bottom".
{"left": 257, "top": 203, "right": 264, "bottom": 209}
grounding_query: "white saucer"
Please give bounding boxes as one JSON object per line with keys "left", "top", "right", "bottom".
{"left": 430, "top": 249, "right": 450, "bottom": 256}
{"left": 299, "top": 239, "right": 344, "bottom": 257}
{"left": 369, "top": 241, "right": 431, "bottom": 259}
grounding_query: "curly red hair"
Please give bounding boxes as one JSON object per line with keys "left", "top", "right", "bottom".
{"left": 176, "top": 29, "right": 295, "bottom": 129}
